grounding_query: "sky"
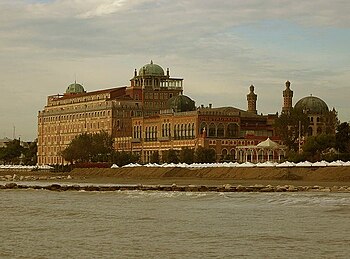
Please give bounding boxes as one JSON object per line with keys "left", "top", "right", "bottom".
{"left": 0, "top": 0, "right": 349, "bottom": 141}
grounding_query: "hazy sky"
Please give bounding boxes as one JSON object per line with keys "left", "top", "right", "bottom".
{"left": 1, "top": 0, "right": 349, "bottom": 140}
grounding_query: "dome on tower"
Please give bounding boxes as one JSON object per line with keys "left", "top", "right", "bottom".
{"left": 139, "top": 60, "right": 165, "bottom": 76}
{"left": 167, "top": 95, "right": 196, "bottom": 112}
{"left": 66, "top": 82, "right": 85, "bottom": 94}
{"left": 294, "top": 96, "right": 329, "bottom": 114}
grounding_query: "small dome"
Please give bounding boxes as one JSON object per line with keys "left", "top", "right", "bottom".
{"left": 139, "top": 60, "right": 165, "bottom": 76}
{"left": 167, "top": 95, "right": 196, "bottom": 112}
{"left": 66, "top": 82, "right": 85, "bottom": 94}
{"left": 294, "top": 96, "right": 329, "bottom": 114}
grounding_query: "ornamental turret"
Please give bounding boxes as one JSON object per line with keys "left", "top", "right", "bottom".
{"left": 282, "top": 80, "right": 293, "bottom": 114}
{"left": 247, "top": 85, "right": 257, "bottom": 114}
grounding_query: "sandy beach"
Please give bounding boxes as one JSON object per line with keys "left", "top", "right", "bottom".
{"left": 1, "top": 166, "right": 350, "bottom": 187}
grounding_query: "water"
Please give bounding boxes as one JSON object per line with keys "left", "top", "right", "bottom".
{"left": 1, "top": 189, "right": 349, "bottom": 258}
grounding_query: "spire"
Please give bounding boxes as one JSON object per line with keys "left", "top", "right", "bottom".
{"left": 247, "top": 84, "right": 257, "bottom": 114}
{"left": 282, "top": 80, "right": 293, "bottom": 114}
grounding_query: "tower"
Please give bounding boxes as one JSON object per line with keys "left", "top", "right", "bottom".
{"left": 282, "top": 81, "right": 293, "bottom": 114}
{"left": 247, "top": 85, "right": 257, "bottom": 114}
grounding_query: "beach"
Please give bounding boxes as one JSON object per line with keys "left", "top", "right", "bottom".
{"left": 1, "top": 166, "right": 350, "bottom": 188}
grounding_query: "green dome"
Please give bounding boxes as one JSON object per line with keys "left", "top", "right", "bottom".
{"left": 167, "top": 95, "right": 196, "bottom": 112}
{"left": 139, "top": 60, "right": 164, "bottom": 76}
{"left": 66, "top": 82, "right": 85, "bottom": 94}
{"left": 294, "top": 96, "right": 329, "bottom": 114}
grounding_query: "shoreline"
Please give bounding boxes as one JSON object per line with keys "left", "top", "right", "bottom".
{"left": 1, "top": 182, "right": 350, "bottom": 193}
{"left": 1, "top": 166, "right": 350, "bottom": 192}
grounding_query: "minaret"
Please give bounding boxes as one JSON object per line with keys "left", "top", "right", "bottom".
{"left": 282, "top": 80, "right": 293, "bottom": 114}
{"left": 247, "top": 85, "right": 257, "bottom": 114}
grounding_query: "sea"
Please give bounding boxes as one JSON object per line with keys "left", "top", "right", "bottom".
{"left": 1, "top": 187, "right": 349, "bottom": 258}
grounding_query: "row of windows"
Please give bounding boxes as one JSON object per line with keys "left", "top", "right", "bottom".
{"left": 39, "top": 156, "right": 64, "bottom": 165}
{"left": 144, "top": 92, "right": 173, "bottom": 100}
{"left": 200, "top": 122, "right": 240, "bottom": 138}
{"left": 143, "top": 101, "right": 167, "bottom": 108}
{"left": 43, "top": 121, "right": 107, "bottom": 134}
{"left": 55, "top": 94, "right": 109, "bottom": 106}
{"left": 41, "top": 110, "right": 110, "bottom": 123}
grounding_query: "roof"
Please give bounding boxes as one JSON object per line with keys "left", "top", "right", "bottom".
{"left": 167, "top": 95, "right": 196, "bottom": 112}
{"left": 294, "top": 95, "right": 329, "bottom": 114}
{"left": 51, "top": 86, "right": 127, "bottom": 100}
{"left": 257, "top": 138, "right": 279, "bottom": 149}
{"left": 66, "top": 82, "right": 85, "bottom": 94}
{"left": 139, "top": 60, "right": 165, "bottom": 77}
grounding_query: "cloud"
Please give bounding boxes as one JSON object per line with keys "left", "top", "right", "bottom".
{"left": 0, "top": 0, "right": 350, "bottom": 139}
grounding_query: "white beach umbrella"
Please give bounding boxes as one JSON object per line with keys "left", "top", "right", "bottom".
{"left": 295, "top": 161, "right": 313, "bottom": 167}
{"left": 236, "top": 162, "right": 256, "bottom": 168}
{"left": 312, "top": 161, "right": 328, "bottom": 167}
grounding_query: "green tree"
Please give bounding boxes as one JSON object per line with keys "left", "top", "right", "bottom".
{"left": 335, "top": 122, "right": 350, "bottom": 153}
{"left": 302, "top": 134, "right": 335, "bottom": 162}
{"left": 180, "top": 148, "right": 195, "bottom": 164}
{"left": 22, "top": 140, "right": 38, "bottom": 165}
{"left": 323, "top": 109, "right": 339, "bottom": 134}
{"left": 274, "top": 109, "right": 310, "bottom": 151}
{"left": 1, "top": 139, "right": 24, "bottom": 164}
{"left": 61, "top": 131, "right": 114, "bottom": 164}
{"left": 195, "top": 147, "right": 216, "bottom": 163}
{"left": 91, "top": 131, "right": 114, "bottom": 162}
{"left": 163, "top": 149, "right": 179, "bottom": 164}
{"left": 112, "top": 151, "right": 139, "bottom": 167}
{"left": 150, "top": 151, "right": 160, "bottom": 164}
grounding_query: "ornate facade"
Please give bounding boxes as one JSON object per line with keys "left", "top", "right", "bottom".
{"left": 37, "top": 61, "right": 182, "bottom": 165}
{"left": 37, "top": 62, "right": 333, "bottom": 165}
{"left": 282, "top": 81, "right": 335, "bottom": 136}
{"left": 131, "top": 95, "right": 283, "bottom": 163}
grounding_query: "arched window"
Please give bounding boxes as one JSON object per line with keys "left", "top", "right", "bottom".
{"left": 199, "top": 122, "right": 207, "bottom": 136}
{"left": 217, "top": 123, "right": 225, "bottom": 138}
{"left": 317, "top": 127, "right": 322, "bottom": 134}
{"left": 208, "top": 123, "right": 216, "bottom": 137}
{"left": 230, "top": 149, "right": 236, "bottom": 161}
{"left": 222, "top": 148, "right": 228, "bottom": 159}
{"left": 227, "top": 123, "right": 239, "bottom": 138}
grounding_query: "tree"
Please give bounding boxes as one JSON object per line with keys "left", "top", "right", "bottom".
{"left": 302, "top": 134, "right": 335, "bottom": 162}
{"left": 323, "top": 109, "right": 339, "bottom": 134}
{"left": 335, "top": 122, "right": 350, "bottom": 153}
{"left": 0, "top": 139, "right": 24, "bottom": 164}
{"left": 61, "top": 131, "right": 114, "bottom": 164}
{"left": 91, "top": 131, "right": 114, "bottom": 162}
{"left": 179, "top": 148, "right": 195, "bottom": 164}
{"left": 195, "top": 147, "right": 216, "bottom": 163}
{"left": 150, "top": 151, "right": 160, "bottom": 164}
{"left": 162, "top": 149, "right": 179, "bottom": 164}
{"left": 112, "top": 151, "right": 139, "bottom": 167}
{"left": 274, "top": 109, "right": 310, "bottom": 151}
{"left": 22, "top": 140, "right": 38, "bottom": 165}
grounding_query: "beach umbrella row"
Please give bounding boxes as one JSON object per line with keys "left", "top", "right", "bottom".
{"left": 0, "top": 165, "right": 53, "bottom": 170}
{"left": 113, "top": 160, "right": 350, "bottom": 168}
